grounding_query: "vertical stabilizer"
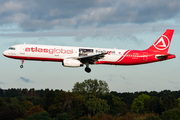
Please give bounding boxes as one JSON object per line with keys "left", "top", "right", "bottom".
{"left": 146, "top": 29, "right": 174, "bottom": 53}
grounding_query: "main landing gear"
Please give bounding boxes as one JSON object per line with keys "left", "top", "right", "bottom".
{"left": 85, "top": 67, "right": 91, "bottom": 73}
{"left": 20, "top": 60, "right": 24, "bottom": 68}
{"left": 85, "top": 62, "right": 91, "bottom": 73}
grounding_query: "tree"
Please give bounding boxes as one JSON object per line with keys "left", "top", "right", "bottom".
{"left": 0, "top": 98, "right": 8, "bottom": 112}
{"left": 178, "top": 98, "right": 180, "bottom": 109}
{"left": 144, "top": 115, "right": 161, "bottom": 120}
{"left": 91, "top": 113, "right": 115, "bottom": 120}
{"left": 131, "top": 94, "right": 151, "bottom": 113}
{"left": 72, "top": 79, "right": 109, "bottom": 100}
{"left": 5, "top": 97, "right": 11, "bottom": 103}
{"left": 101, "top": 94, "right": 127, "bottom": 115}
{"left": 26, "top": 112, "right": 50, "bottom": 120}
{"left": 43, "top": 90, "right": 56, "bottom": 112}
{"left": 4, "top": 88, "right": 20, "bottom": 97}
{"left": 0, "top": 110, "right": 24, "bottom": 120}
{"left": 85, "top": 97, "right": 110, "bottom": 116}
{"left": 57, "top": 113, "right": 72, "bottom": 120}
{"left": 0, "top": 88, "right": 4, "bottom": 97}
{"left": 19, "top": 100, "right": 34, "bottom": 113}
{"left": 48, "top": 91, "right": 85, "bottom": 119}
{"left": 10, "top": 97, "right": 20, "bottom": 105}
{"left": 8, "top": 97, "right": 21, "bottom": 112}
{"left": 160, "top": 108, "right": 180, "bottom": 120}
{"left": 161, "top": 95, "right": 178, "bottom": 111}
{"left": 144, "top": 97, "right": 152, "bottom": 113}
{"left": 150, "top": 97, "right": 162, "bottom": 114}
{"left": 8, "top": 103, "right": 21, "bottom": 112}
{"left": 21, "top": 88, "right": 28, "bottom": 95}
{"left": 26, "top": 105, "right": 43, "bottom": 116}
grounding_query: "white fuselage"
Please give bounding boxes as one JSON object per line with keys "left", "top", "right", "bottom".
{"left": 3, "top": 44, "right": 128, "bottom": 63}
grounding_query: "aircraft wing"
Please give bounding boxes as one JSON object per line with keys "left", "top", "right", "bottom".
{"left": 77, "top": 52, "right": 107, "bottom": 64}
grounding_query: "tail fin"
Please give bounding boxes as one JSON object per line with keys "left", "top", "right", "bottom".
{"left": 146, "top": 29, "right": 174, "bottom": 53}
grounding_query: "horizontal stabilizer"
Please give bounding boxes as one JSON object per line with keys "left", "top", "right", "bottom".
{"left": 155, "top": 54, "right": 175, "bottom": 59}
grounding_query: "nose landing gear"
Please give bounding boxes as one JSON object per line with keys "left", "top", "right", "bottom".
{"left": 20, "top": 60, "right": 24, "bottom": 68}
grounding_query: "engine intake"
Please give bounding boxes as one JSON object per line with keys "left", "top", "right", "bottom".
{"left": 62, "top": 59, "right": 83, "bottom": 67}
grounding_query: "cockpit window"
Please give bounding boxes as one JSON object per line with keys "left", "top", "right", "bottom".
{"left": 8, "top": 47, "right": 15, "bottom": 50}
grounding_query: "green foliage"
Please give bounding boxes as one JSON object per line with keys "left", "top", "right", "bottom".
{"left": 80, "top": 118, "right": 91, "bottom": 120}
{"left": 2, "top": 81, "right": 180, "bottom": 119}
{"left": 22, "top": 88, "right": 28, "bottom": 94}
{"left": 86, "top": 97, "right": 110, "bottom": 116}
{"left": 27, "top": 105, "right": 43, "bottom": 116}
{"left": 72, "top": 79, "right": 109, "bottom": 99}
{"left": 178, "top": 98, "right": 180, "bottom": 109}
{"left": 120, "top": 113, "right": 157, "bottom": 120}
{"left": 9, "top": 103, "right": 21, "bottom": 111}
{"left": 149, "top": 97, "right": 162, "bottom": 114}
{"left": 5, "top": 97, "right": 11, "bottom": 103}
{"left": 134, "top": 118, "right": 145, "bottom": 120}
{"left": 20, "top": 100, "right": 34, "bottom": 112}
{"left": 0, "top": 88, "right": 4, "bottom": 97}
{"left": 91, "top": 113, "right": 115, "bottom": 120}
{"left": 116, "top": 112, "right": 140, "bottom": 120}
{"left": 57, "top": 113, "right": 72, "bottom": 120}
{"left": 160, "top": 108, "right": 180, "bottom": 120}
{"left": 0, "top": 97, "right": 9, "bottom": 112}
{"left": 8, "top": 97, "right": 21, "bottom": 111}
{"left": 131, "top": 94, "right": 151, "bottom": 113}
{"left": 15, "top": 118, "right": 25, "bottom": 120}
{"left": 33, "top": 97, "right": 43, "bottom": 106}
{"left": 26, "top": 112, "right": 50, "bottom": 120}
{"left": 43, "top": 90, "right": 56, "bottom": 113}
{"left": 0, "top": 110, "right": 24, "bottom": 120}
{"left": 101, "top": 94, "right": 127, "bottom": 115}
{"left": 47, "top": 91, "right": 85, "bottom": 119}
{"left": 144, "top": 115, "right": 161, "bottom": 120}
{"left": 51, "top": 118, "right": 58, "bottom": 120}
{"left": 4, "top": 88, "right": 20, "bottom": 97}
{"left": 80, "top": 116, "right": 91, "bottom": 120}
{"left": 161, "top": 95, "right": 178, "bottom": 111}
{"left": 10, "top": 97, "right": 20, "bottom": 105}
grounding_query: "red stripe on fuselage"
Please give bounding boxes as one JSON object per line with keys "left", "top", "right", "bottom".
{"left": 116, "top": 50, "right": 131, "bottom": 62}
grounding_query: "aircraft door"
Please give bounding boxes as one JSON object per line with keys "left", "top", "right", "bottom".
{"left": 20, "top": 45, "right": 25, "bottom": 54}
{"left": 143, "top": 52, "right": 148, "bottom": 61}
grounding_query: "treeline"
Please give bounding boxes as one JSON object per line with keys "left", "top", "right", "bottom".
{"left": 0, "top": 79, "right": 180, "bottom": 120}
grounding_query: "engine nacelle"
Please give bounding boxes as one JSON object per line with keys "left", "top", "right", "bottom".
{"left": 62, "top": 59, "right": 83, "bottom": 67}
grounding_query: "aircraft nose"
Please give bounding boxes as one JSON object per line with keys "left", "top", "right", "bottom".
{"left": 3, "top": 50, "right": 8, "bottom": 56}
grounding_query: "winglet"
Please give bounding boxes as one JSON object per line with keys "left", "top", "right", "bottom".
{"left": 146, "top": 29, "right": 174, "bottom": 53}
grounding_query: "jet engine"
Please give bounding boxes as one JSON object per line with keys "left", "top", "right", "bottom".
{"left": 62, "top": 59, "right": 83, "bottom": 67}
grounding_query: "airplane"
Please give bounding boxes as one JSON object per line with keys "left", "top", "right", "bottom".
{"left": 3, "top": 29, "right": 175, "bottom": 73}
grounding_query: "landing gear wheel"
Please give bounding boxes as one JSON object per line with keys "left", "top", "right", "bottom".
{"left": 85, "top": 67, "right": 91, "bottom": 73}
{"left": 20, "top": 65, "right": 23, "bottom": 68}
{"left": 20, "top": 60, "right": 24, "bottom": 69}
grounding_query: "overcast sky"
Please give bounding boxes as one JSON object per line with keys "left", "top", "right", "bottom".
{"left": 0, "top": 0, "right": 180, "bottom": 92}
